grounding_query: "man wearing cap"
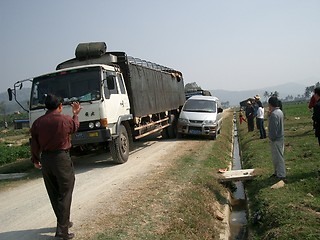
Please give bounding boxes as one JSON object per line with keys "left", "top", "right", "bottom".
{"left": 30, "top": 94, "right": 82, "bottom": 239}
{"left": 268, "top": 96, "right": 286, "bottom": 180}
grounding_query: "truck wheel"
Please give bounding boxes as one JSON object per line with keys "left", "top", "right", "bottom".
{"left": 177, "top": 132, "right": 184, "bottom": 139}
{"left": 167, "top": 114, "right": 177, "bottom": 138}
{"left": 161, "top": 128, "right": 169, "bottom": 139}
{"left": 110, "top": 124, "right": 129, "bottom": 164}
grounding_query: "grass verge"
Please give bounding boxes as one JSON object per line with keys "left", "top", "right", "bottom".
{"left": 0, "top": 128, "right": 31, "bottom": 167}
{"left": 88, "top": 110, "right": 234, "bottom": 240}
{"left": 237, "top": 102, "right": 320, "bottom": 239}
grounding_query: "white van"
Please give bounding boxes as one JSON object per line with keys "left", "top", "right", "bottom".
{"left": 177, "top": 95, "right": 223, "bottom": 139}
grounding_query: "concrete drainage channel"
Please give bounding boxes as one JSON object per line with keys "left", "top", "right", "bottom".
{"left": 229, "top": 113, "right": 249, "bottom": 239}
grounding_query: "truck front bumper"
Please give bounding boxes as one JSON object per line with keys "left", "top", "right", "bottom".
{"left": 72, "top": 128, "right": 111, "bottom": 145}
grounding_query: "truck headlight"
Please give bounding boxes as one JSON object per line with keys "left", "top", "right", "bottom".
{"left": 88, "top": 122, "right": 94, "bottom": 129}
{"left": 95, "top": 121, "right": 101, "bottom": 128}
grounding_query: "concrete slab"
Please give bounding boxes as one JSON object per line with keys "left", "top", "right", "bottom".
{"left": 0, "top": 173, "right": 28, "bottom": 180}
{"left": 219, "top": 169, "right": 255, "bottom": 182}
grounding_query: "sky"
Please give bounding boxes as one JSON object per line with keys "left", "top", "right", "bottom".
{"left": 1, "top": 0, "right": 320, "bottom": 92}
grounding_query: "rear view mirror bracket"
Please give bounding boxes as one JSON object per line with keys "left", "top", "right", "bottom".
{"left": 7, "top": 78, "right": 33, "bottom": 113}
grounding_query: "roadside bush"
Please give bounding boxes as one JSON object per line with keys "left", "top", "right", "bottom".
{"left": 0, "top": 142, "right": 30, "bottom": 166}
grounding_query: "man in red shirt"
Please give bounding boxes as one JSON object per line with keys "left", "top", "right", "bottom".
{"left": 31, "top": 94, "right": 81, "bottom": 240}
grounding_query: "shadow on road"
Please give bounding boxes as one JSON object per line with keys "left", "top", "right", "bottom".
{"left": 0, "top": 227, "right": 57, "bottom": 240}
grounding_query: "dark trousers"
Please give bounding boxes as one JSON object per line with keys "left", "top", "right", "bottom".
{"left": 257, "top": 118, "right": 266, "bottom": 139}
{"left": 256, "top": 117, "right": 260, "bottom": 130}
{"left": 41, "top": 150, "right": 75, "bottom": 228}
{"left": 247, "top": 117, "right": 254, "bottom": 132}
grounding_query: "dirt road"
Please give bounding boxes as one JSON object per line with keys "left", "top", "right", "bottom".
{"left": 0, "top": 136, "right": 203, "bottom": 240}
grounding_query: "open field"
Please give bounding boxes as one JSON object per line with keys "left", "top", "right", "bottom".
{"left": 237, "top": 101, "right": 320, "bottom": 239}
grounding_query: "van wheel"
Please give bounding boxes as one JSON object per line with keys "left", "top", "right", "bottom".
{"left": 110, "top": 124, "right": 129, "bottom": 164}
{"left": 209, "top": 134, "right": 217, "bottom": 140}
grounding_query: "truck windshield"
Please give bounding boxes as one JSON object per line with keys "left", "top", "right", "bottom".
{"left": 30, "top": 67, "right": 102, "bottom": 110}
{"left": 183, "top": 99, "right": 217, "bottom": 113}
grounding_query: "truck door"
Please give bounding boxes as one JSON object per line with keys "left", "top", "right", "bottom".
{"left": 103, "top": 72, "right": 130, "bottom": 123}
{"left": 116, "top": 73, "right": 130, "bottom": 115}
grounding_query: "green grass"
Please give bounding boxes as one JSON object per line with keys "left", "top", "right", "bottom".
{"left": 0, "top": 142, "right": 30, "bottom": 166}
{"left": 90, "top": 110, "right": 234, "bottom": 240}
{"left": 237, "top": 101, "right": 320, "bottom": 239}
{"left": 0, "top": 127, "right": 32, "bottom": 173}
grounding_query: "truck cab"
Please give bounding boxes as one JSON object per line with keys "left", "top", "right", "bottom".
{"left": 29, "top": 64, "right": 131, "bottom": 147}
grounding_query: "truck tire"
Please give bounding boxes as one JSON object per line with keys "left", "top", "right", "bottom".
{"left": 177, "top": 132, "right": 184, "bottom": 139}
{"left": 167, "top": 114, "right": 177, "bottom": 139}
{"left": 161, "top": 128, "right": 169, "bottom": 139}
{"left": 110, "top": 124, "right": 129, "bottom": 164}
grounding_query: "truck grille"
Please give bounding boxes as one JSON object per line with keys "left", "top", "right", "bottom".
{"left": 189, "top": 126, "right": 202, "bottom": 131}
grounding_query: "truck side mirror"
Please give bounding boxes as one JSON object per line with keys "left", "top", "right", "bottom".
{"left": 106, "top": 75, "right": 116, "bottom": 90}
{"left": 7, "top": 88, "right": 13, "bottom": 101}
{"left": 218, "top": 107, "right": 223, "bottom": 113}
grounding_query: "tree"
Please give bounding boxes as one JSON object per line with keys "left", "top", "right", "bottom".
{"left": 305, "top": 82, "right": 320, "bottom": 98}
{"left": 0, "top": 101, "right": 7, "bottom": 125}
{"left": 273, "top": 91, "right": 279, "bottom": 98}
{"left": 0, "top": 101, "right": 4, "bottom": 115}
{"left": 305, "top": 86, "right": 314, "bottom": 98}
{"left": 263, "top": 91, "right": 269, "bottom": 102}
{"left": 221, "top": 101, "right": 230, "bottom": 108}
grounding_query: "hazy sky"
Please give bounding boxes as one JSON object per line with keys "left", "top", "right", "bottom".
{"left": 1, "top": 0, "right": 320, "bottom": 92}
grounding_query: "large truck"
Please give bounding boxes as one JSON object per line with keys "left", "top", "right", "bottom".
{"left": 8, "top": 42, "right": 185, "bottom": 164}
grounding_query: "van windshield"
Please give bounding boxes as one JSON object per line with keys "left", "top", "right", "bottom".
{"left": 183, "top": 99, "right": 216, "bottom": 113}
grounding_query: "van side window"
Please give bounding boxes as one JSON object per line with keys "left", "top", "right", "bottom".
{"left": 103, "top": 72, "right": 118, "bottom": 99}
{"left": 118, "top": 73, "right": 126, "bottom": 94}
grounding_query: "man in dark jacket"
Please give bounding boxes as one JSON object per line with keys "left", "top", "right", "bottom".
{"left": 312, "top": 87, "right": 320, "bottom": 145}
{"left": 30, "top": 94, "right": 81, "bottom": 239}
{"left": 245, "top": 101, "right": 255, "bottom": 132}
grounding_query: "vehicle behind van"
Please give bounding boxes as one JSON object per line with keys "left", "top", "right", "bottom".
{"left": 177, "top": 95, "right": 223, "bottom": 139}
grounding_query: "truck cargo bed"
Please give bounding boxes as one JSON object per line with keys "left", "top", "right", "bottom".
{"left": 107, "top": 52, "right": 185, "bottom": 117}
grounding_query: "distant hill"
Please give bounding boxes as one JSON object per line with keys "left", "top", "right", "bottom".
{"left": 211, "top": 82, "right": 307, "bottom": 106}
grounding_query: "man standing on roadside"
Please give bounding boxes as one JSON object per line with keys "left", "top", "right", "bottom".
{"left": 245, "top": 101, "right": 255, "bottom": 132}
{"left": 312, "top": 87, "right": 320, "bottom": 146}
{"left": 268, "top": 96, "right": 286, "bottom": 180}
{"left": 30, "top": 94, "right": 81, "bottom": 240}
